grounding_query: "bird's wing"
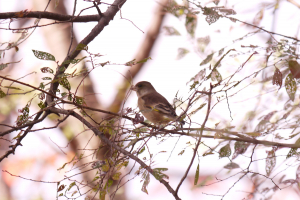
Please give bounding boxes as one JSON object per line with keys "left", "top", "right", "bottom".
{"left": 141, "top": 92, "right": 177, "bottom": 117}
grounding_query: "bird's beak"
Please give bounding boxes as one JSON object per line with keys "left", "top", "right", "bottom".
{"left": 130, "top": 85, "right": 137, "bottom": 91}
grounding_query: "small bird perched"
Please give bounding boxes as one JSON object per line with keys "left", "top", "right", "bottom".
{"left": 131, "top": 81, "right": 184, "bottom": 125}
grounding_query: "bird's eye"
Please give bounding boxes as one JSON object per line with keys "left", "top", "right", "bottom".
{"left": 137, "top": 85, "right": 142, "bottom": 88}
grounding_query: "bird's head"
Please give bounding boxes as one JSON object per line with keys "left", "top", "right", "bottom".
{"left": 131, "top": 81, "right": 156, "bottom": 97}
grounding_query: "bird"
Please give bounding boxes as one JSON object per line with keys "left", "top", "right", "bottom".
{"left": 131, "top": 81, "right": 184, "bottom": 125}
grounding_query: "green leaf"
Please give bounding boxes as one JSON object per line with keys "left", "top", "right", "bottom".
{"left": 0, "top": 89, "right": 6, "bottom": 98}
{"left": 71, "top": 191, "right": 77, "bottom": 197}
{"left": 185, "top": 14, "right": 197, "bottom": 37}
{"left": 38, "top": 101, "right": 45, "bottom": 109}
{"left": 67, "top": 182, "right": 76, "bottom": 191}
{"left": 266, "top": 150, "right": 276, "bottom": 176}
{"left": 141, "top": 172, "right": 150, "bottom": 194}
{"left": 194, "top": 164, "right": 200, "bottom": 185}
{"left": 138, "top": 146, "right": 145, "bottom": 155}
{"left": 107, "top": 179, "right": 113, "bottom": 187}
{"left": 42, "top": 77, "right": 52, "bottom": 80}
{"left": 101, "top": 163, "right": 110, "bottom": 172}
{"left": 177, "top": 48, "right": 189, "bottom": 60}
{"left": 136, "top": 57, "right": 152, "bottom": 64}
{"left": 59, "top": 77, "right": 71, "bottom": 91}
{"left": 163, "top": 26, "right": 181, "bottom": 36}
{"left": 0, "top": 63, "right": 8, "bottom": 70}
{"left": 286, "top": 137, "right": 300, "bottom": 158}
{"left": 224, "top": 162, "right": 239, "bottom": 169}
{"left": 200, "top": 53, "right": 214, "bottom": 66}
{"left": 245, "top": 132, "right": 261, "bottom": 137}
{"left": 152, "top": 168, "right": 169, "bottom": 181}
{"left": 125, "top": 138, "right": 138, "bottom": 148}
{"left": 62, "top": 57, "right": 86, "bottom": 65}
{"left": 112, "top": 172, "right": 122, "bottom": 180}
{"left": 202, "top": 151, "right": 214, "bottom": 156}
{"left": 232, "top": 141, "right": 249, "bottom": 159}
{"left": 99, "top": 190, "right": 106, "bottom": 200}
{"left": 93, "top": 176, "right": 100, "bottom": 181}
{"left": 76, "top": 43, "right": 88, "bottom": 51}
{"left": 32, "top": 50, "right": 55, "bottom": 61}
{"left": 74, "top": 96, "right": 84, "bottom": 105}
{"left": 285, "top": 73, "right": 297, "bottom": 101}
{"left": 211, "top": 69, "right": 222, "bottom": 82}
{"left": 189, "top": 103, "right": 207, "bottom": 116}
{"left": 219, "top": 144, "right": 231, "bottom": 158}
{"left": 57, "top": 163, "right": 67, "bottom": 171}
{"left": 39, "top": 82, "right": 45, "bottom": 89}
{"left": 3, "top": 86, "right": 22, "bottom": 90}
{"left": 272, "top": 67, "right": 282, "bottom": 89}
{"left": 178, "top": 150, "right": 185, "bottom": 156}
{"left": 40, "top": 67, "right": 54, "bottom": 73}
{"left": 55, "top": 0, "right": 59, "bottom": 8}
{"left": 287, "top": 148, "right": 297, "bottom": 159}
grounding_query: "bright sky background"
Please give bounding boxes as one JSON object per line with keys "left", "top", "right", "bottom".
{"left": 1, "top": 0, "right": 300, "bottom": 199}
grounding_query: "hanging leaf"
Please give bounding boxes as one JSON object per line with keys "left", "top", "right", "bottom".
{"left": 57, "top": 184, "right": 65, "bottom": 192}
{"left": 40, "top": 67, "right": 54, "bottom": 74}
{"left": 136, "top": 57, "right": 152, "bottom": 64}
{"left": 219, "top": 143, "right": 231, "bottom": 158}
{"left": 112, "top": 172, "right": 122, "bottom": 180}
{"left": 152, "top": 168, "right": 169, "bottom": 180}
{"left": 99, "top": 190, "right": 106, "bottom": 200}
{"left": 224, "top": 162, "right": 239, "bottom": 169}
{"left": 194, "top": 69, "right": 206, "bottom": 82}
{"left": 203, "top": 7, "right": 220, "bottom": 25}
{"left": 185, "top": 13, "right": 197, "bottom": 37}
{"left": 0, "top": 63, "right": 8, "bottom": 70}
{"left": 38, "top": 101, "right": 45, "bottom": 109}
{"left": 296, "top": 164, "right": 300, "bottom": 183}
{"left": 272, "top": 67, "right": 282, "bottom": 89}
{"left": 211, "top": 69, "right": 222, "bottom": 82}
{"left": 67, "top": 182, "right": 76, "bottom": 191}
{"left": 76, "top": 43, "right": 88, "bottom": 51}
{"left": 286, "top": 137, "right": 300, "bottom": 158}
{"left": 163, "top": 26, "right": 181, "bottom": 36}
{"left": 107, "top": 179, "right": 113, "bottom": 187}
{"left": 59, "top": 77, "right": 71, "bottom": 91}
{"left": 266, "top": 150, "right": 276, "bottom": 176}
{"left": 285, "top": 73, "right": 297, "bottom": 101}
{"left": 194, "top": 164, "right": 200, "bottom": 185}
{"left": 178, "top": 150, "right": 185, "bottom": 156}
{"left": 189, "top": 103, "right": 207, "bottom": 116}
{"left": 55, "top": 0, "right": 60, "bottom": 8}
{"left": 218, "top": 48, "right": 224, "bottom": 56}
{"left": 286, "top": 148, "right": 298, "bottom": 159}
{"left": 138, "top": 146, "right": 145, "bottom": 155}
{"left": 177, "top": 48, "right": 189, "bottom": 60}
{"left": 232, "top": 141, "right": 250, "bottom": 159}
{"left": 32, "top": 50, "right": 55, "bottom": 61}
{"left": 200, "top": 53, "right": 214, "bottom": 66}
{"left": 141, "top": 172, "right": 150, "bottom": 194}
{"left": 3, "top": 86, "right": 22, "bottom": 90}
{"left": 0, "top": 89, "right": 6, "bottom": 98}
{"left": 245, "top": 132, "right": 261, "bottom": 137}
{"left": 288, "top": 60, "right": 300, "bottom": 79}
{"left": 253, "top": 8, "right": 264, "bottom": 26}
{"left": 62, "top": 57, "right": 86, "bottom": 65}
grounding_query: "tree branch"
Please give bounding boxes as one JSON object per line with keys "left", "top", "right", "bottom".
{"left": 46, "top": 0, "right": 127, "bottom": 105}
{"left": 0, "top": 11, "right": 101, "bottom": 22}
{"left": 48, "top": 107, "right": 181, "bottom": 200}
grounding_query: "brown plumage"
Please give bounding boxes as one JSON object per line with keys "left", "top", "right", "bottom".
{"left": 131, "top": 81, "right": 183, "bottom": 125}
